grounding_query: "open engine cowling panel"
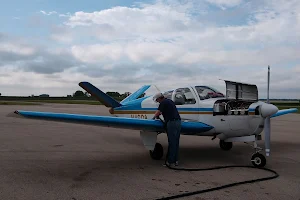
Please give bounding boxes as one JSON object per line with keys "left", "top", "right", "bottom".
{"left": 213, "top": 80, "right": 259, "bottom": 116}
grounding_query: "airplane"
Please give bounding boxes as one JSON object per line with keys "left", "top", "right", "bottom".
{"left": 9, "top": 67, "right": 298, "bottom": 168}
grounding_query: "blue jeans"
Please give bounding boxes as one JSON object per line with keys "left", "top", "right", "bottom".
{"left": 166, "top": 120, "right": 181, "bottom": 164}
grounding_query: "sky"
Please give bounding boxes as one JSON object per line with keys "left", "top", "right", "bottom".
{"left": 0, "top": 0, "right": 299, "bottom": 98}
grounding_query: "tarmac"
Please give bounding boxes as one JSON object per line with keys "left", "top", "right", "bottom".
{"left": 0, "top": 103, "right": 300, "bottom": 200}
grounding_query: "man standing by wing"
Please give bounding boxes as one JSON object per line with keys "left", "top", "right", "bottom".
{"left": 152, "top": 93, "right": 181, "bottom": 167}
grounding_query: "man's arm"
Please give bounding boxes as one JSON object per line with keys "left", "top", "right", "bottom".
{"left": 152, "top": 102, "right": 164, "bottom": 119}
{"left": 152, "top": 110, "right": 161, "bottom": 119}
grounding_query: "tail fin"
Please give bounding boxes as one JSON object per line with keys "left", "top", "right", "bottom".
{"left": 79, "top": 82, "right": 122, "bottom": 108}
{"left": 121, "top": 85, "right": 151, "bottom": 105}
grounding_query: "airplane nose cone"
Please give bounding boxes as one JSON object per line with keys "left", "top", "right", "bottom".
{"left": 260, "top": 103, "right": 278, "bottom": 118}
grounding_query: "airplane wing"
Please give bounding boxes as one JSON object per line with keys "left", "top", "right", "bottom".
{"left": 271, "top": 108, "right": 298, "bottom": 118}
{"left": 9, "top": 110, "right": 214, "bottom": 134}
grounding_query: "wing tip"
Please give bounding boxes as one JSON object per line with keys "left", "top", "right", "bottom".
{"left": 6, "top": 110, "right": 22, "bottom": 118}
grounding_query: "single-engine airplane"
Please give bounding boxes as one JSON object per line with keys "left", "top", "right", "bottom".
{"left": 9, "top": 67, "right": 298, "bottom": 167}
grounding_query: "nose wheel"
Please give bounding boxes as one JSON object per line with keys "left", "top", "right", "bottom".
{"left": 251, "top": 153, "right": 266, "bottom": 168}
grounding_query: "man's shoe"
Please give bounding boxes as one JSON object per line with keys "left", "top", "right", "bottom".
{"left": 163, "top": 161, "right": 176, "bottom": 168}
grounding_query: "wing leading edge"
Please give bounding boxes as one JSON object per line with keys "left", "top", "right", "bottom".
{"left": 10, "top": 110, "right": 214, "bottom": 134}
{"left": 271, "top": 108, "right": 298, "bottom": 118}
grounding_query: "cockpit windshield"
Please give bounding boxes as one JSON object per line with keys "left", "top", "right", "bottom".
{"left": 195, "top": 86, "right": 224, "bottom": 100}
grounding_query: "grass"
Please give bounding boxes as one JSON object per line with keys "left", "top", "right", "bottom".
{"left": 0, "top": 101, "right": 42, "bottom": 105}
{"left": 276, "top": 106, "right": 300, "bottom": 113}
{"left": 0, "top": 100, "right": 101, "bottom": 105}
{"left": 23, "top": 100, "right": 102, "bottom": 105}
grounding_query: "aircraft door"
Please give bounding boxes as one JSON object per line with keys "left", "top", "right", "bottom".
{"left": 171, "top": 87, "right": 200, "bottom": 121}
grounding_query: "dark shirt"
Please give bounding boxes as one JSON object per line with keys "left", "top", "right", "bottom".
{"left": 158, "top": 98, "right": 181, "bottom": 122}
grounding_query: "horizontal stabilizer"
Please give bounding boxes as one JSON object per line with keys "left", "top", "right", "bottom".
{"left": 10, "top": 110, "right": 214, "bottom": 134}
{"left": 79, "top": 82, "right": 121, "bottom": 108}
{"left": 121, "top": 85, "right": 151, "bottom": 105}
{"left": 271, "top": 108, "right": 298, "bottom": 118}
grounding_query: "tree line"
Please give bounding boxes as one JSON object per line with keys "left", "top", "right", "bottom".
{"left": 72, "top": 90, "right": 145, "bottom": 100}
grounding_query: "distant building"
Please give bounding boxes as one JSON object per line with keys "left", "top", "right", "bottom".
{"left": 39, "top": 94, "right": 50, "bottom": 97}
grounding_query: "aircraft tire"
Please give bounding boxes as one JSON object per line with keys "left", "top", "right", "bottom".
{"left": 149, "top": 143, "right": 164, "bottom": 160}
{"left": 251, "top": 153, "right": 266, "bottom": 168}
{"left": 219, "top": 140, "right": 233, "bottom": 151}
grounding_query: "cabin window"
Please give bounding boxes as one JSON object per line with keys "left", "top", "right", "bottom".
{"left": 195, "top": 86, "right": 224, "bottom": 100}
{"left": 173, "top": 88, "right": 196, "bottom": 105}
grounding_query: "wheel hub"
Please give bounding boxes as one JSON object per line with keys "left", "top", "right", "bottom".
{"left": 253, "top": 157, "right": 261, "bottom": 165}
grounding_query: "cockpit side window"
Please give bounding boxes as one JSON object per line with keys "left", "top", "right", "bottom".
{"left": 195, "top": 86, "right": 224, "bottom": 100}
{"left": 173, "top": 87, "right": 196, "bottom": 105}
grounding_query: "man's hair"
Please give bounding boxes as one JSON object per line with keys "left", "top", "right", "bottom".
{"left": 153, "top": 92, "right": 164, "bottom": 101}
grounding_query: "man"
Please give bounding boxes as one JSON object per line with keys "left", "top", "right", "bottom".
{"left": 152, "top": 92, "right": 181, "bottom": 167}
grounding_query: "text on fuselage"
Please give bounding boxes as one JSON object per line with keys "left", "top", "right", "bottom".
{"left": 130, "top": 114, "right": 148, "bottom": 119}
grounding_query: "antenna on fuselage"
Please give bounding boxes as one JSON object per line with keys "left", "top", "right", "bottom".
{"left": 152, "top": 85, "right": 163, "bottom": 96}
{"left": 154, "top": 85, "right": 161, "bottom": 92}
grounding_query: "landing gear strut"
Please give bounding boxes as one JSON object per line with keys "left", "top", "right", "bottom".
{"left": 250, "top": 141, "right": 266, "bottom": 168}
{"left": 220, "top": 135, "right": 267, "bottom": 168}
{"left": 149, "top": 143, "right": 163, "bottom": 160}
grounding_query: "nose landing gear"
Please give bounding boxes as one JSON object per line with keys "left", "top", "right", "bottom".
{"left": 247, "top": 140, "right": 266, "bottom": 168}
{"left": 221, "top": 135, "right": 267, "bottom": 168}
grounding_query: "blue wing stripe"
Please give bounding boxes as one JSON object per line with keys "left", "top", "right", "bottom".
{"left": 271, "top": 108, "right": 298, "bottom": 118}
{"left": 14, "top": 110, "right": 214, "bottom": 133}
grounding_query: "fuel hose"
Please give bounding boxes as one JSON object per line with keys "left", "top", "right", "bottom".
{"left": 155, "top": 118, "right": 279, "bottom": 200}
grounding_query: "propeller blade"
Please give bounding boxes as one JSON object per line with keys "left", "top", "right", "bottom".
{"left": 265, "top": 116, "right": 270, "bottom": 156}
{"left": 265, "top": 66, "right": 271, "bottom": 156}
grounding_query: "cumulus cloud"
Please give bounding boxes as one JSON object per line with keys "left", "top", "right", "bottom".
{"left": 63, "top": 0, "right": 300, "bottom": 65}
{"left": 0, "top": 0, "right": 300, "bottom": 98}
{"left": 39, "top": 10, "right": 58, "bottom": 16}
{"left": 205, "top": 0, "right": 243, "bottom": 9}
{"left": 0, "top": 34, "right": 81, "bottom": 75}
{"left": 50, "top": 25, "right": 74, "bottom": 43}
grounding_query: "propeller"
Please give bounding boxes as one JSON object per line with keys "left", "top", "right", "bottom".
{"left": 264, "top": 66, "right": 271, "bottom": 156}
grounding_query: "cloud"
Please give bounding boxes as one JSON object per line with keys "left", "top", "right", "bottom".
{"left": 0, "top": 43, "right": 35, "bottom": 56}
{"left": 205, "top": 0, "right": 243, "bottom": 9}
{"left": 71, "top": 44, "right": 124, "bottom": 63}
{"left": 0, "top": 0, "right": 300, "bottom": 98}
{"left": 50, "top": 25, "right": 74, "bottom": 43}
{"left": 40, "top": 10, "right": 58, "bottom": 16}
{"left": 0, "top": 34, "right": 81, "bottom": 74}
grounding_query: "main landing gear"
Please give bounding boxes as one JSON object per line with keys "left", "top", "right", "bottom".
{"left": 149, "top": 143, "right": 164, "bottom": 160}
{"left": 219, "top": 140, "right": 233, "bottom": 151}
